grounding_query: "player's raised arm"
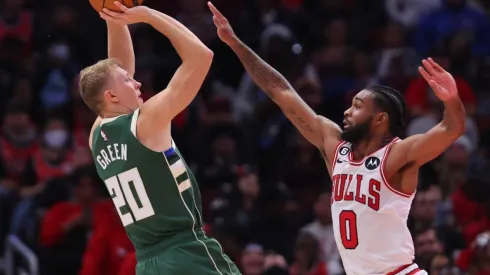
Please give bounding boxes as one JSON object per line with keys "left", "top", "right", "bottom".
{"left": 101, "top": 2, "right": 213, "bottom": 129}
{"left": 106, "top": 21, "right": 135, "bottom": 77}
{"left": 208, "top": 2, "right": 341, "bottom": 160}
{"left": 387, "top": 58, "right": 465, "bottom": 190}
{"left": 89, "top": 5, "right": 136, "bottom": 150}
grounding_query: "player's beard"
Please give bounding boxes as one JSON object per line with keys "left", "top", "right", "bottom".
{"left": 341, "top": 116, "right": 373, "bottom": 144}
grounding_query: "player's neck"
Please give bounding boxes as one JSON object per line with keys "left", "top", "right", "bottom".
{"left": 351, "top": 134, "right": 393, "bottom": 160}
{"left": 100, "top": 108, "right": 131, "bottom": 119}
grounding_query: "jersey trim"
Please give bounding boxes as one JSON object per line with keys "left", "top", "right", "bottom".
{"left": 347, "top": 137, "right": 398, "bottom": 166}
{"left": 386, "top": 263, "right": 425, "bottom": 275}
{"left": 100, "top": 114, "right": 124, "bottom": 125}
{"left": 380, "top": 138, "right": 413, "bottom": 198}
{"left": 160, "top": 150, "right": 225, "bottom": 275}
{"left": 130, "top": 108, "right": 140, "bottom": 136}
{"left": 331, "top": 140, "right": 348, "bottom": 171}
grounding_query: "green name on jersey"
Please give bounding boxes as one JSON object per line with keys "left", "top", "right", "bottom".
{"left": 96, "top": 143, "right": 128, "bottom": 170}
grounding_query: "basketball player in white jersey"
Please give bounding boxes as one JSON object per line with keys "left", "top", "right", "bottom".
{"left": 208, "top": 2, "right": 466, "bottom": 274}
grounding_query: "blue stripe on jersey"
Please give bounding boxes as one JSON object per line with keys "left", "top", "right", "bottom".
{"left": 164, "top": 147, "right": 176, "bottom": 157}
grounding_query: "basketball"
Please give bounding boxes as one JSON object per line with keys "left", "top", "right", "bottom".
{"left": 89, "top": 0, "right": 144, "bottom": 12}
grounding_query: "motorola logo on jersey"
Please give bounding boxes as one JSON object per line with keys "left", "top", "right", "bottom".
{"left": 365, "top": 157, "right": 380, "bottom": 170}
{"left": 339, "top": 147, "right": 350, "bottom": 156}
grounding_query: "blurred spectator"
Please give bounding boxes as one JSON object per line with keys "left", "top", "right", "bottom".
{"left": 39, "top": 166, "right": 101, "bottom": 275}
{"left": 429, "top": 254, "right": 461, "bottom": 275}
{"left": 375, "top": 22, "right": 416, "bottom": 91}
{"left": 405, "top": 54, "right": 476, "bottom": 118}
{"left": 0, "top": 103, "right": 38, "bottom": 180}
{"left": 281, "top": 134, "right": 328, "bottom": 193}
{"left": 117, "top": 251, "right": 137, "bottom": 275}
{"left": 289, "top": 232, "right": 327, "bottom": 275}
{"left": 302, "top": 192, "right": 342, "bottom": 275}
{"left": 79, "top": 203, "right": 135, "bottom": 275}
{"left": 210, "top": 168, "right": 261, "bottom": 243}
{"left": 410, "top": 186, "right": 442, "bottom": 232}
{"left": 263, "top": 252, "right": 290, "bottom": 275}
{"left": 415, "top": 0, "right": 490, "bottom": 56}
{"left": 457, "top": 231, "right": 490, "bottom": 274}
{"left": 176, "top": 0, "right": 216, "bottom": 44}
{"left": 385, "top": 0, "right": 441, "bottom": 29}
{"left": 413, "top": 226, "right": 444, "bottom": 270}
{"left": 0, "top": 0, "right": 33, "bottom": 61}
{"left": 23, "top": 116, "right": 73, "bottom": 187}
{"left": 240, "top": 243, "right": 265, "bottom": 275}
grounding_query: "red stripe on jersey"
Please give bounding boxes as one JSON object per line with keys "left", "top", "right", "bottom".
{"left": 380, "top": 138, "right": 413, "bottom": 198}
{"left": 386, "top": 264, "right": 411, "bottom": 275}
{"left": 407, "top": 268, "right": 421, "bottom": 275}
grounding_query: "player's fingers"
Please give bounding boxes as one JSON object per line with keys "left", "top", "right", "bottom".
{"left": 208, "top": 2, "right": 224, "bottom": 19}
{"left": 212, "top": 16, "right": 220, "bottom": 27}
{"left": 114, "top": 1, "right": 129, "bottom": 12}
{"left": 102, "top": 8, "right": 123, "bottom": 18}
{"left": 421, "top": 59, "right": 437, "bottom": 76}
{"left": 428, "top": 57, "right": 445, "bottom": 73}
{"left": 99, "top": 12, "right": 125, "bottom": 24}
{"left": 428, "top": 80, "right": 442, "bottom": 94}
{"left": 418, "top": 66, "right": 432, "bottom": 82}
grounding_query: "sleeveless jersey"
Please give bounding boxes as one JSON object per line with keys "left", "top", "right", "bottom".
{"left": 91, "top": 109, "right": 204, "bottom": 251}
{"left": 330, "top": 138, "right": 417, "bottom": 275}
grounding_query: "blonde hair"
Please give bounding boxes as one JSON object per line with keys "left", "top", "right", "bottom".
{"left": 79, "top": 58, "right": 122, "bottom": 114}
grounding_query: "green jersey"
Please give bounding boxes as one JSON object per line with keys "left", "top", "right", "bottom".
{"left": 91, "top": 109, "right": 204, "bottom": 251}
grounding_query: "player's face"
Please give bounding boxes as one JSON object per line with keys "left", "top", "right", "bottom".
{"left": 105, "top": 67, "right": 143, "bottom": 112}
{"left": 341, "top": 90, "right": 376, "bottom": 143}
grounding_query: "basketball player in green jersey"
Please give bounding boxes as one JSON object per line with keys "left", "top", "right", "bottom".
{"left": 78, "top": 2, "right": 240, "bottom": 275}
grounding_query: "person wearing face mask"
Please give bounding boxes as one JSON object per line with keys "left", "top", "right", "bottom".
{"left": 21, "top": 116, "right": 73, "bottom": 195}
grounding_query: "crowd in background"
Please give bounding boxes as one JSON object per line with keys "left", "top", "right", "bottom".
{"left": 1, "top": 0, "right": 490, "bottom": 274}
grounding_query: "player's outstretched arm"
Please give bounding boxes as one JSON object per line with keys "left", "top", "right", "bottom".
{"left": 387, "top": 58, "right": 465, "bottom": 189}
{"left": 141, "top": 9, "right": 213, "bottom": 124}
{"left": 208, "top": 2, "right": 341, "bottom": 159}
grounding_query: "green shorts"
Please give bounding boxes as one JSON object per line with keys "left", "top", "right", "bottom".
{"left": 135, "top": 229, "right": 241, "bottom": 275}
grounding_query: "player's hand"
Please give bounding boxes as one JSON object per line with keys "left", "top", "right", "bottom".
{"left": 418, "top": 58, "right": 458, "bottom": 102}
{"left": 99, "top": 1, "right": 151, "bottom": 25}
{"left": 208, "top": 2, "right": 238, "bottom": 46}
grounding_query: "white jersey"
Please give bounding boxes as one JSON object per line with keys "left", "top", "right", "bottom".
{"left": 330, "top": 138, "right": 425, "bottom": 275}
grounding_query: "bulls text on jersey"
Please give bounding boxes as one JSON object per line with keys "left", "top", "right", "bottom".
{"left": 331, "top": 174, "right": 380, "bottom": 211}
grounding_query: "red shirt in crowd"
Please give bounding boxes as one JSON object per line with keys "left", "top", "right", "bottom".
{"left": 31, "top": 149, "right": 73, "bottom": 184}
{"left": 40, "top": 201, "right": 109, "bottom": 247}
{"left": 79, "top": 201, "right": 135, "bottom": 275}
{"left": 117, "top": 252, "right": 137, "bottom": 275}
{"left": 405, "top": 76, "right": 476, "bottom": 114}
{"left": 0, "top": 135, "right": 38, "bottom": 180}
{"left": 451, "top": 188, "right": 485, "bottom": 228}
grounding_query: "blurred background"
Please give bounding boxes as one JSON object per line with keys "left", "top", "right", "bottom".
{"left": 1, "top": 0, "right": 490, "bottom": 274}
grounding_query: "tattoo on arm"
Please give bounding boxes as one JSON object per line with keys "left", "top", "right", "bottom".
{"left": 441, "top": 99, "right": 465, "bottom": 133}
{"left": 232, "top": 41, "right": 292, "bottom": 99}
{"left": 285, "top": 107, "right": 314, "bottom": 133}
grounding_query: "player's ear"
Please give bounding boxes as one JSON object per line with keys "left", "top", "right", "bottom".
{"left": 375, "top": 112, "right": 388, "bottom": 125}
{"left": 104, "top": 89, "right": 119, "bottom": 103}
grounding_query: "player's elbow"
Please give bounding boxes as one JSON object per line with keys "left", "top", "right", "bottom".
{"left": 199, "top": 48, "right": 214, "bottom": 64}
{"left": 192, "top": 46, "right": 214, "bottom": 64}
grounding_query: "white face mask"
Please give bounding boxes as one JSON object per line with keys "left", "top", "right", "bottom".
{"left": 44, "top": 129, "right": 68, "bottom": 148}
